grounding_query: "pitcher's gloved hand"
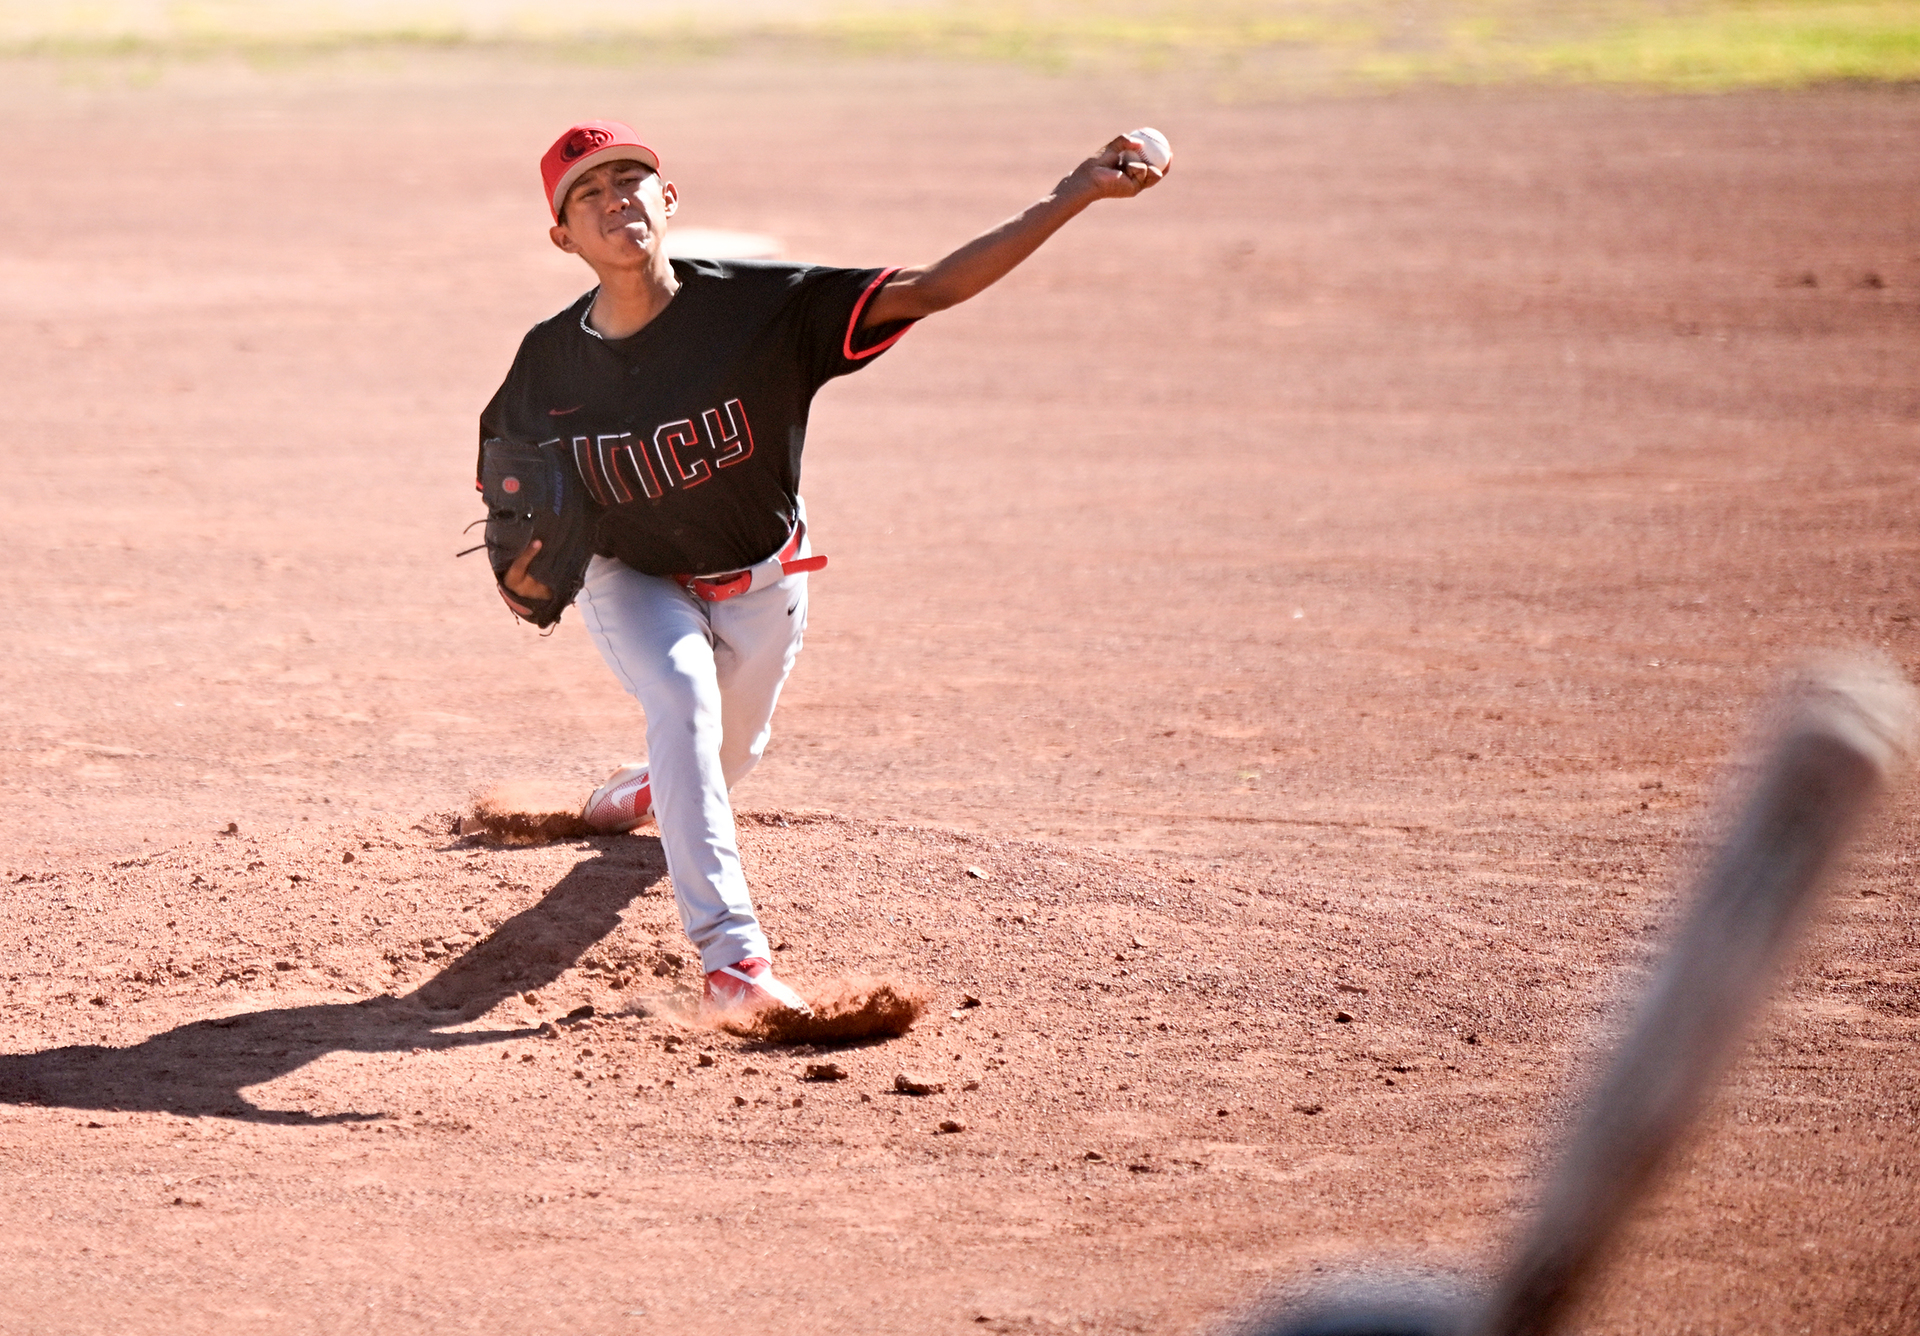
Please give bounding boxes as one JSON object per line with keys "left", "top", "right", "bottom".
{"left": 475, "top": 436, "right": 599, "bottom": 628}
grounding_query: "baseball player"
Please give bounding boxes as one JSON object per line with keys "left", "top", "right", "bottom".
{"left": 481, "top": 119, "right": 1167, "bottom": 1018}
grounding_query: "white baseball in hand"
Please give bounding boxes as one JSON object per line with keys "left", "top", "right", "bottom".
{"left": 1120, "top": 126, "right": 1172, "bottom": 171}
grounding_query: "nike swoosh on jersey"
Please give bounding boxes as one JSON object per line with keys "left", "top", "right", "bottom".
{"left": 549, "top": 405, "right": 583, "bottom": 416}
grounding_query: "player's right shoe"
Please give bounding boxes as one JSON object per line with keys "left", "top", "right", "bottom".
{"left": 702, "top": 957, "right": 812, "bottom": 1018}
{"left": 581, "top": 762, "right": 654, "bottom": 833}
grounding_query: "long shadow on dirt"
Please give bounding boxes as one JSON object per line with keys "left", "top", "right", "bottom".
{"left": 0, "top": 838, "right": 669, "bottom": 1124}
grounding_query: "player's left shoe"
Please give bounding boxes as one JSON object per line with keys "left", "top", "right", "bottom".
{"left": 581, "top": 762, "right": 653, "bottom": 833}
{"left": 703, "top": 957, "right": 812, "bottom": 1018}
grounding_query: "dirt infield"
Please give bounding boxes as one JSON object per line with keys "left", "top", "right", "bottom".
{"left": 0, "top": 49, "right": 1916, "bottom": 1336}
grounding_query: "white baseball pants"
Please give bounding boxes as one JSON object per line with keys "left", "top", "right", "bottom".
{"left": 575, "top": 533, "right": 810, "bottom": 975}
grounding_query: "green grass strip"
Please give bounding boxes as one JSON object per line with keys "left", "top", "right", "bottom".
{"left": 1, "top": 1, "right": 1916, "bottom": 91}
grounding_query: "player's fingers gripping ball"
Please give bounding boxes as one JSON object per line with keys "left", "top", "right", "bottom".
{"left": 1118, "top": 126, "right": 1172, "bottom": 172}
{"left": 1097, "top": 126, "right": 1170, "bottom": 196}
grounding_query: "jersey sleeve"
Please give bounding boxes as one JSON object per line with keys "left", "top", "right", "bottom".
{"left": 475, "top": 329, "right": 534, "bottom": 481}
{"left": 789, "top": 265, "right": 918, "bottom": 388}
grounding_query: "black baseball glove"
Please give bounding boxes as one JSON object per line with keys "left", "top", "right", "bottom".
{"left": 473, "top": 437, "right": 600, "bottom": 628}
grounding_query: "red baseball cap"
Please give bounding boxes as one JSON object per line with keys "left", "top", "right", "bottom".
{"left": 541, "top": 120, "right": 662, "bottom": 222}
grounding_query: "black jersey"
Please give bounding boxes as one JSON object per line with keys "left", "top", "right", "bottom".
{"left": 479, "top": 258, "right": 915, "bottom": 577}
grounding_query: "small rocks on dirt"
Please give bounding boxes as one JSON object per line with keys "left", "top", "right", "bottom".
{"left": 937, "top": 1119, "right": 966, "bottom": 1133}
{"left": 965, "top": 866, "right": 988, "bottom": 879}
{"left": 957, "top": 994, "right": 981, "bottom": 1009}
{"left": 804, "top": 1062, "right": 848, "bottom": 1081}
{"left": 1333, "top": 1011, "right": 1354, "bottom": 1023}
{"left": 894, "top": 1072, "right": 945, "bottom": 1096}
{"left": 1083, "top": 1150, "right": 1105, "bottom": 1161}
{"left": 1292, "top": 1102, "right": 1324, "bottom": 1115}
{"left": 732, "top": 1095, "right": 746, "bottom": 1107}
{"left": 697, "top": 1053, "right": 715, "bottom": 1068}
{"left": 564, "top": 1005, "right": 595, "bottom": 1022}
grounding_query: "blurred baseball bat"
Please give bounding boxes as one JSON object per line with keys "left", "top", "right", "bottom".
{"left": 1468, "top": 655, "right": 1914, "bottom": 1336}
{"left": 1252, "top": 655, "right": 1914, "bottom": 1336}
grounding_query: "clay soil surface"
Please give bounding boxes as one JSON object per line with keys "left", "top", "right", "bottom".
{"left": 1, "top": 49, "right": 1917, "bottom": 1336}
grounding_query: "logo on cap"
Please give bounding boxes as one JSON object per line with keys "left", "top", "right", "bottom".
{"left": 561, "top": 127, "right": 614, "bottom": 162}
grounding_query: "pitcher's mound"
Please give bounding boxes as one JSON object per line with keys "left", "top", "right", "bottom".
{"left": 723, "top": 975, "right": 928, "bottom": 1044}
{"left": 461, "top": 781, "right": 593, "bottom": 844}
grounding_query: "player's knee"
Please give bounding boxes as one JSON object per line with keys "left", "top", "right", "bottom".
{"left": 638, "top": 675, "right": 713, "bottom": 733}
{"left": 720, "top": 750, "right": 762, "bottom": 789}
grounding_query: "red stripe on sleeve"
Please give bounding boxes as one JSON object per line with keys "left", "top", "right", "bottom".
{"left": 842, "top": 266, "right": 916, "bottom": 361}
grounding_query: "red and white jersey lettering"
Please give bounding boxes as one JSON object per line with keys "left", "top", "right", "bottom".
{"left": 651, "top": 418, "right": 711, "bottom": 491}
{"left": 703, "top": 398, "right": 754, "bottom": 468}
{"left": 610, "top": 432, "right": 663, "bottom": 502}
{"left": 479, "top": 258, "right": 915, "bottom": 577}
{"left": 569, "top": 397, "right": 756, "bottom": 505}
{"left": 570, "top": 432, "right": 665, "bottom": 505}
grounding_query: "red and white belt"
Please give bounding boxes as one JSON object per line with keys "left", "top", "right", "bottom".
{"left": 672, "top": 523, "right": 827, "bottom": 604}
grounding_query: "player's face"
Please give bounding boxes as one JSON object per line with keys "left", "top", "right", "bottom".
{"left": 549, "top": 160, "right": 678, "bottom": 272}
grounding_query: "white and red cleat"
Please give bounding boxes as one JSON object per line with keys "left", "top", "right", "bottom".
{"left": 703, "top": 957, "right": 811, "bottom": 1018}
{"left": 581, "top": 762, "right": 654, "bottom": 833}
